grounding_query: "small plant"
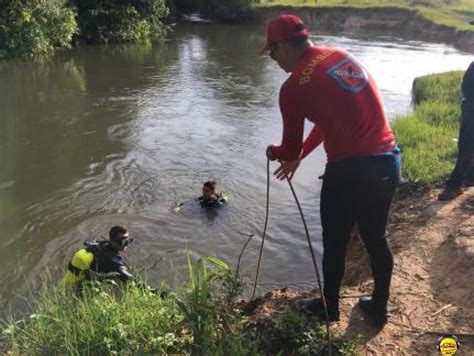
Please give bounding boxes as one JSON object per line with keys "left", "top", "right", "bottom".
{"left": 176, "top": 254, "right": 257, "bottom": 355}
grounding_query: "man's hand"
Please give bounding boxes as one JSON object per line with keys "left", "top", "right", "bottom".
{"left": 266, "top": 145, "right": 277, "bottom": 161}
{"left": 274, "top": 159, "right": 301, "bottom": 181}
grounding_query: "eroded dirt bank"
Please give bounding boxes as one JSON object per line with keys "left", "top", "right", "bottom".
{"left": 255, "top": 6, "right": 474, "bottom": 54}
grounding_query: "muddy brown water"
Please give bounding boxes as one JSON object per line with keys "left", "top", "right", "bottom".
{"left": 0, "top": 21, "right": 472, "bottom": 311}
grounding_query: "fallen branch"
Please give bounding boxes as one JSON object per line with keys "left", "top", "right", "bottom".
{"left": 431, "top": 304, "right": 453, "bottom": 317}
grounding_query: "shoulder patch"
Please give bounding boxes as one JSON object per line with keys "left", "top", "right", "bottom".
{"left": 326, "top": 57, "right": 368, "bottom": 93}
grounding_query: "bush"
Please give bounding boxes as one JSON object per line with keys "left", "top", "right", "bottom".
{"left": 74, "top": 0, "right": 172, "bottom": 44}
{"left": 0, "top": 0, "right": 77, "bottom": 59}
{"left": 197, "top": 0, "right": 257, "bottom": 21}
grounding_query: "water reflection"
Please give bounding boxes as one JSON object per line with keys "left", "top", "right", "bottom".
{"left": 0, "top": 23, "right": 472, "bottom": 310}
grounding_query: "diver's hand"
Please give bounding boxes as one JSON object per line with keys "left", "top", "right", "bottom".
{"left": 172, "top": 202, "right": 183, "bottom": 213}
{"left": 266, "top": 145, "right": 277, "bottom": 161}
{"left": 274, "top": 159, "right": 300, "bottom": 181}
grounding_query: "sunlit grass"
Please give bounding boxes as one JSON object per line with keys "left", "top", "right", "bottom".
{"left": 393, "top": 71, "right": 464, "bottom": 188}
{"left": 393, "top": 115, "right": 457, "bottom": 186}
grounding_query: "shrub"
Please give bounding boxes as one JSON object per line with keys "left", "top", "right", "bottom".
{"left": 73, "top": 0, "right": 172, "bottom": 44}
{"left": 0, "top": 0, "right": 77, "bottom": 59}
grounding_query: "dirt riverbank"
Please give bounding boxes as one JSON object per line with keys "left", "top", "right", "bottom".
{"left": 242, "top": 187, "right": 474, "bottom": 354}
{"left": 254, "top": 6, "right": 474, "bottom": 54}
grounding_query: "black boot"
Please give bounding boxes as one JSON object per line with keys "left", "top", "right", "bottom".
{"left": 295, "top": 297, "right": 340, "bottom": 322}
{"left": 438, "top": 186, "right": 463, "bottom": 200}
{"left": 358, "top": 296, "right": 388, "bottom": 326}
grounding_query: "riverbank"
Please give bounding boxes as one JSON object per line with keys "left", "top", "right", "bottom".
{"left": 232, "top": 70, "right": 474, "bottom": 353}
{"left": 254, "top": 3, "right": 474, "bottom": 53}
{"left": 245, "top": 187, "right": 474, "bottom": 354}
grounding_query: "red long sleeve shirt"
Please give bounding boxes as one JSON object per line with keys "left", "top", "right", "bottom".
{"left": 272, "top": 46, "right": 395, "bottom": 163}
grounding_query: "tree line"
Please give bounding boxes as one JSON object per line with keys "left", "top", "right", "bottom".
{"left": 0, "top": 0, "right": 256, "bottom": 60}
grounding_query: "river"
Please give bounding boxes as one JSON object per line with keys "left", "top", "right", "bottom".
{"left": 0, "top": 21, "right": 472, "bottom": 309}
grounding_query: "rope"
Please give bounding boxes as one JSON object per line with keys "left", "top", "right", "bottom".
{"left": 280, "top": 163, "right": 332, "bottom": 356}
{"left": 251, "top": 158, "right": 271, "bottom": 300}
{"left": 250, "top": 159, "right": 332, "bottom": 354}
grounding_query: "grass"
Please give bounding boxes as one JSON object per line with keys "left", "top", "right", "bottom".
{"left": 392, "top": 71, "right": 464, "bottom": 188}
{"left": 255, "top": 0, "right": 474, "bottom": 32}
{"left": 2, "top": 282, "right": 187, "bottom": 354}
{"left": 0, "top": 255, "right": 360, "bottom": 355}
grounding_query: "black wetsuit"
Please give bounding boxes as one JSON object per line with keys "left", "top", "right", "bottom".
{"left": 446, "top": 61, "right": 474, "bottom": 188}
{"left": 198, "top": 193, "right": 227, "bottom": 210}
{"left": 83, "top": 241, "right": 133, "bottom": 282}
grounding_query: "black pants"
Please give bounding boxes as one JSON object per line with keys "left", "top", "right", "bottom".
{"left": 446, "top": 105, "right": 474, "bottom": 188}
{"left": 320, "top": 154, "right": 398, "bottom": 308}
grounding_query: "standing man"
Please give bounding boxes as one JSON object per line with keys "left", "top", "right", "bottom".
{"left": 438, "top": 61, "right": 474, "bottom": 200}
{"left": 262, "top": 14, "right": 400, "bottom": 326}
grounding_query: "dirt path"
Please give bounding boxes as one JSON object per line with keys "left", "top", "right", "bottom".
{"left": 338, "top": 187, "right": 474, "bottom": 354}
{"left": 244, "top": 187, "right": 474, "bottom": 354}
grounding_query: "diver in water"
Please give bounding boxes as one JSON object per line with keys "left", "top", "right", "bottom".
{"left": 173, "top": 180, "right": 228, "bottom": 212}
{"left": 62, "top": 225, "right": 134, "bottom": 291}
{"left": 198, "top": 180, "right": 228, "bottom": 210}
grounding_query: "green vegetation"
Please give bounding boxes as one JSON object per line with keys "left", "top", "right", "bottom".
{"left": 74, "top": 0, "right": 171, "bottom": 45}
{"left": 392, "top": 71, "right": 464, "bottom": 188}
{"left": 1, "top": 255, "right": 359, "bottom": 354}
{"left": 0, "top": 0, "right": 172, "bottom": 60}
{"left": 0, "top": 0, "right": 77, "bottom": 60}
{"left": 1, "top": 0, "right": 473, "bottom": 59}
{"left": 256, "top": 0, "right": 474, "bottom": 32}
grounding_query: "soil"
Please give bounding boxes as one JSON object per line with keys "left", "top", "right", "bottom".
{"left": 241, "top": 187, "right": 474, "bottom": 355}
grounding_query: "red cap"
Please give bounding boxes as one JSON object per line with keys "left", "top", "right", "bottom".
{"left": 259, "top": 14, "right": 309, "bottom": 55}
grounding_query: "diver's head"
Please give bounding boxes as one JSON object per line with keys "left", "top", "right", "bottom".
{"left": 202, "top": 180, "right": 217, "bottom": 200}
{"left": 109, "top": 225, "right": 133, "bottom": 252}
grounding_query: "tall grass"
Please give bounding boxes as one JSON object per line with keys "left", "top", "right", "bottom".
{"left": 0, "top": 256, "right": 255, "bottom": 355}
{"left": 1, "top": 255, "right": 360, "bottom": 354}
{"left": 393, "top": 71, "right": 464, "bottom": 188}
{"left": 2, "top": 282, "right": 187, "bottom": 354}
